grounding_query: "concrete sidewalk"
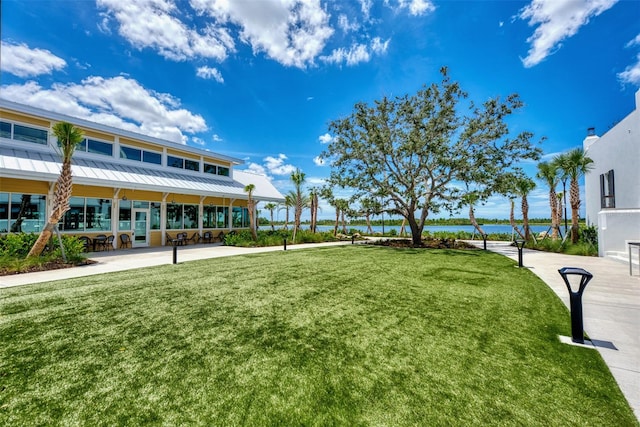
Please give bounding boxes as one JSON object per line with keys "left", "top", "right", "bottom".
{"left": 2, "top": 239, "right": 638, "bottom": 420}
{"left": 465, "top": 240, "right": 640, "bottom": 420}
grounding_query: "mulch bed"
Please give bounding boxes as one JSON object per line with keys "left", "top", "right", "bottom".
{"left": 0, "top": 259, "right": 97, "bottom": 276}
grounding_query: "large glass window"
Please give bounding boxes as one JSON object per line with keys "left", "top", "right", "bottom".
{"left": 204, "top": 205, "right": 229, "bottom": 228}
{"left": 60, "top": 197, "right": 112, "bottom": 232}
{"left": 119, "top": 200, "right": 132, "bottom": 230}
{"left": 183, "top": 204, "right": 198, "bottom": 229}
{"left": 13, "top": 124, "right": 48, "bottom": 145}
{"left": 0, "top": 193, "right": 46, "bottom": 233}
{"left": 166, "top": 203, "right": 183, "bottom": 229}
{"left": 204, "top": 163, "right": 217, "bottom": 175}
{"left": 77, "top": 138, "right": 113, "bottom": 157}
{"left": 218, "top": 166, "right": 230, "bottom": 177}
{"left": 150, "top": 202, "right": 161, "bottom": 230}
{"left": 232, "top": 207, "right": 249, "bottom": 228}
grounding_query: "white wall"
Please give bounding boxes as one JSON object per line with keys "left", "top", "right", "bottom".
{"left": 584, "top": 90, "right": 640, "bottom": 256}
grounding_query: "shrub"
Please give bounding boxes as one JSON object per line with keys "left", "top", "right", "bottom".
{"left": 0, "top": 233, "right": 87, "bottom": 273}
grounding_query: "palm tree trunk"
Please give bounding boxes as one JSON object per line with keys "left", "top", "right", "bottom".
{"left": 522, "top": 196, "right": 530, "bottom": 241}
{"left": 333, "top": 208, "right": 339, "bottom": 236}
{"left": 570, "top": 178, "right": 581, "bottom": 243}
{"left": 365, "top": 214, "right": 373, "bottom": 234}
{"left": 549, "top": 190, "right": 558, "bottom": 239}
{"left": 510, "top": 199, "right": 525, "bottom": 240}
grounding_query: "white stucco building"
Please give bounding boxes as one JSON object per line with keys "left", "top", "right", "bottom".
{"left": 583, "top": 89, "right": 640, "bottom": 264}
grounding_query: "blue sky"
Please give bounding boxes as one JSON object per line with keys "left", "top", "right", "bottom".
{"left": 1, "top": 0, "right": 639, "bottom": 220}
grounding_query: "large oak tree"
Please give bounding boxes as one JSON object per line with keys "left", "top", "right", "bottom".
{"left": 321, "top": 68, "right": 541, "bottom": 245}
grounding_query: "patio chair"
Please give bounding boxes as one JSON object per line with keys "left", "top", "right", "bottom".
{"left": 165, "top": 232, "right": 182, "bottom": 246}
{"left": 202, "top": 231, "right": 213, "bottom": 243}
{"left": 177, "top": 232, "right": 188, "bottom": 245}
{"left": 104, "top": 235, "right": 115, "bottom": 251}
{"left": 120, "top": 233, "right": 132, "bottom": 249}
{"left": 93, "top": 234, "right": 107, "bottom": 251}
{"left": 213, "top": 231, "right": 225, "bottom": 243}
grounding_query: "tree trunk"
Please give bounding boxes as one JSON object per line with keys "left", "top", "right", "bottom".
{"left": 270, "top": 210, "right": 275, "bottom": 231}
{"left": 469, "top": 204, "right": 485, "bottom": 236}
{"left": 549, "top": 190, "right": 558, "bottom": 239}
{"left": 365, "top": 214, "right": 373, "bottom": 234}
{"left": 522, "top": 196, "right": 530, "bottom": 241}
{"left": 406, "top": 213, "right": 424, "bottom": 246}
{"left": 310, "top": 193, "right": 318, "bottom": 233}
{"left": 27, "top": 222, "right": 56, "bottom": 258}
{"left": 510, "top": 200, "right": 525, "bottom": 240}
{"left": 341, "top": 210, "right": 347, "bottom": 234}
{"left": 333, "top": 208, "right": 339, "bottom": 236}
{"left": 570, "top": 179, "right": 580, "bottom": 244}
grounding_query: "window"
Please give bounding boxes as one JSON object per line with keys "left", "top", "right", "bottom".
{"left": 0, "top": 121, "right": 11, "bottom": 139}
{"left": 150, "top": 203, "right": 161, "bottom": 229}
{"left": 185, "top": 159, "right": 199, "bottom": 172}
{"left": 60, "top": 197, "right": 112, "bottom": 232}
{"left": 218, "top": 166, "right": 230, "bottom": 177}
{"left": 77, "top": 138, "right": 113, "bottom": 156}
{"left": 203, "top": 205, "right": 228, "bottom": 228}
{"left": 120, "top": 146, "right": 142, "bottom": 161}
{"left": 143, "top": 151, "right": 162, "bottom": 165}
{"left": 204, "top": 163, "right": 217, "bottom": 175}
{"left": 0, "top": 193, "right": 47, "bottom": 233}
{"left": 166, "top": 203, "right": 182, "bottom": 229}
{"left": 121, "top": 146, "right": 162, "bottom": 165}
{"left": 119, "top": 200, "right": 132, "bottom": 230}
{"left": 168, "top": 155, "right": 183, "bottom": 169}
{"left": 1, "top": 122, "right": 49, "bottom": 145}
{"left": 183, "top": 204, "right": 198, "bottom": 229}
{"left": 232, "top": 207, "right": 249, "bottom": 228}
{"left": 600, "top": 169, "right": 615, "bottom": 208}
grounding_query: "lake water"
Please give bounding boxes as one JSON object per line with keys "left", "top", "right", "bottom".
{"left": 316, "top": 224, "right": 550, "bottom": 236}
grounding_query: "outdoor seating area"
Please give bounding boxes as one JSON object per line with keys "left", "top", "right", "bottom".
{"left": 77, "top": 235, "right": 115, "bottom": 252}
{"left": 166, "top": 231, "right": 224, "bottom": 246}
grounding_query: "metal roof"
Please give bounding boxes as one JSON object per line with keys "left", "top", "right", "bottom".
{"left": 0, "top": 146, "right": 284, "bottom": 202}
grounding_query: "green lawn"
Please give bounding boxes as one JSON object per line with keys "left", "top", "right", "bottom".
{"left": 0, "top": 246, "right": 636, "bottom": 426}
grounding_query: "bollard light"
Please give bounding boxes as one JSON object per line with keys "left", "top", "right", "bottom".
{"left": 351, "top": 235, "right": 355, "bottom": 244}
{"left": 173, "top": 245, "right": 177, "bottom": 264}
{"left": 514, "top": 240, "right": 526, "bottom": 267}
{"left": 558, "top": 267, "right": 593, "bottom": 344}
{"left": 283, "top": 238, "right": 287, "bottom": 251}
{"left": 482, "top": 233, "right": 488, "bottom": 251}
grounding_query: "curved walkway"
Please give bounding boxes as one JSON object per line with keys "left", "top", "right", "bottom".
{"left": 2, "top": 239, "right": 638, "bottom": 420}
{"left": 464, "top": 240, "right": 640, "bottom": 420}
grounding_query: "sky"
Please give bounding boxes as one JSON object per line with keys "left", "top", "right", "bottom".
{"left": 1, "top": 0, "right": 639, "bottom": 221}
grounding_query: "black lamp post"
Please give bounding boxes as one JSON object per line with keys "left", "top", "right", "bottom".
{"left": 515, "top": 240, "right": 526, "bottom": 267}
{"left": 562, "top": 178, "right": 568, "bottom": 234}
{"left": 558, "top": 267, "right": 593, "bottom": 344}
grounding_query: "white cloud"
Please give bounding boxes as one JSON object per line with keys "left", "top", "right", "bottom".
{"left": 246, "top": 162, "right": 267, "bottom": 176}
{"left": 318, "top": 133, "right": 333, "bottom": 144}
{"left": 196, "top": 66, "right": 224, "bottom": 83}
{"left": 618, "top": 53, "right": 640, "bottom": 86}
{"left": 385, "top": 0, "right": 435, "bottom": 16}
{"left": 517, "top": 0, "right": 619, "bottom": 68}
{"left": 191, "top": 0, "right": 334, "bottom": 68}
{"left": 320, "top": 37, "right": 389, "bottom": 66}
{"left": 0, "top": 41, "right": 66, "bottom": 77}
{"left": 338, "top": 14, "right": 360, "bottom": 33}
{"left": 0, "top": 76, "right": 207, "bottom": 143}
{"left": 212, "top": 134, "right": 223, "bottom": 142}
{"left": 618, "top": 34, "right": 640, "bottom": 86}
{"left": 263, "top": 153, "right": 297, "bottom": 175}
{"left": 313, "top": 156, "right": 326, "bottom": 166}
{"left": 192, "top": 136, "right": 205, "bottom": 146}
{"left": 96, "top": 0, "right": 233, "bottom": 61}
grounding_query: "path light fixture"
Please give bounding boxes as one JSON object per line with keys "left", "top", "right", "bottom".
{"left": 482, "top": 233, "right": 488, "bottom": 250}
{"left": 558, "top": 267, "right": 593, "bottom": 344}
{"left": 514, "top": 240, "right": 526, "bottom": 267}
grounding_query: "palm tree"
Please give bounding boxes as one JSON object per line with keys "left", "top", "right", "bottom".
{"left": 280, "top": 192, "right": 295, "bottom": 230}
{"left": 515, "top": 177, "right": 536, "bottom": 241}
{"left": 335, "top": 198, "right": 350, "bottom": 234}
{"left": 359, "top": 197, "right": 381, "bottom": 234}
{"left": 290, "top": 168, "right": 307, "bottom": 242}
{"left": 462, "top": 191, "right": 485, "bottom": 237}
{"left": 28, "top": 122, "right": 84, "bottom": 258}
{"left": 554, "top": 149, "right": 594, "bottom": 243}
{"left": 536, "top": 161, "right": 560, "bottom": 239}
{"left": 244, "top": 184, "right": 257, "bottom": 241}
{"left": 263, "top": 202, "right": 277, "bottom": 231}
{"left": 309, "top": 188, "right": 319, "bottom": 233}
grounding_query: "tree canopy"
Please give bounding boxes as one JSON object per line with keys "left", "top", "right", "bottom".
{"left": 320, "top": 67, "right": 542, "bottom": 244}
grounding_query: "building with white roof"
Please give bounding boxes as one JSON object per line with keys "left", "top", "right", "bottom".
{"left": 0, "top": 99, "right": 284, "bottom": 248}
{"left": 583, "top": 89, "right": 640, "bottom": 264}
